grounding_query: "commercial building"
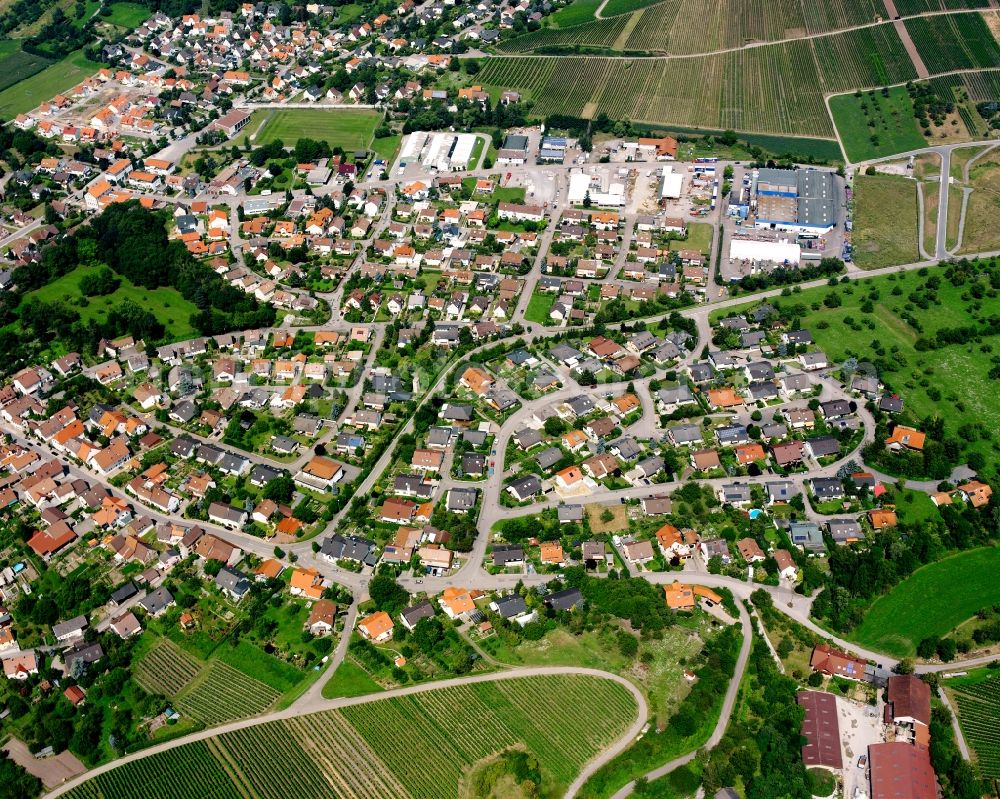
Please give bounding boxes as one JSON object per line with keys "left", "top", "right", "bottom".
{"left": 752, "top": 167, "right": 836, "bottom": 234}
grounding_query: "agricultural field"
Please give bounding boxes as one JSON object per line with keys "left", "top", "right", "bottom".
{"left": 24, "top": 264, "right": 201, "bottom": 341}
{"left": 0, "top": 48, "right": 101, "bottom": 119}
{"left": 64, "top": 675, "right": 639, "bottom": 799}
{"left": 600, "top": 0, "right": 662, "bottom": 15}
{"left": 134, "top": 639, "right": 201, "bottom": 698}
{"left": 851, "top": 174, "right": 919, "bottom": 268}
{"left": 905, "top": 13, "right": 1000, "bottom": 74}
{"left": 850, "top": 548, "right": 1000, "bottom": 658}
{"left": 0, "top": 45, "right": 52, "bottom": 94}
{"left": 63, "top": 742, "right": 245, "bottom": 799}
{"left": 497, "top": 15, "right": 629, "bottom": 53}
{"left": 798, "top": 0, "right": 884, "bottom": 33}
{"left": 812, "top": 26, "right": 917, "bottom": 92}
{"left": 829, "top": 87, "right": 927, "bottom": 162}
{"left": 479, "top": 49, "right": 835, "bottom": 137}
{"left": 549, "top": 0, "right": 602, "bottom": 27}
{"left": 251, "top": 108, "right": 381, "bottom": 151}
{"left": 892, "top": 0, "right": 991, "bottom": 11}
{"left": 949, "top": 671, "right": 1000, "bottom": 778}
{"left": 175, "top": 662, "right": 281, "bottom": 725}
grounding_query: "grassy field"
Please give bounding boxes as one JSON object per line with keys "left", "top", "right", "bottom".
{"left": 105, "top": 1, "right": 151, "bottom": 27}
{"left": 252, "top": 108, "right": 381, "bottom": 151}
{"left": 829, "top": 88, "right": 927, "bottom": 162}
{"left": 949, "top": 670, "right": 1000, "bottom": 778}
{"left": 957, "top": 148, "right": 1000, "bottom": 254}
{"left": 524, "top": 290, "right": 555, "bottom": 324}
{"left": 669, "top": 222, "right": 712, "bottom": 254}
{"left": 480, "top": 622, "right": 707, "bottom": 720}
{"left": 850, "top": 548, "right": 1000, "bottom": 658}
{"left": 25, "top": 265, "right": 200, "bottom": 341}
{"left": 64, "top": 674, "right": 638, "bottom": 799}
{"left": 851, "top": 174, "right": 919, "bottom": 269}
{"left": 321, "top": 658, "right": 384, "bottom": 698}
{"left": 0, "top": 48, "right": 101, "bottom": 119}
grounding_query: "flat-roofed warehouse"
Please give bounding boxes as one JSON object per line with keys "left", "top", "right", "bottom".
{"left": 754, "top": 167, "right": 836, "bottom": 234}
{"left": 797, "top": 690, "right": 843, "bottom": 769}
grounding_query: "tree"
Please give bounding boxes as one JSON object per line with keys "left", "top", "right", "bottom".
{"left": 617, "top": 630, "right": 638, "bottom": 657}
{"left": 369, "top": 573, "right": 408, "bottom": 615}
{"left": 543, "top": 417, "right": 566, "bottom": 436}
{"left": 262, "top": 475, "right": 295, "bottom": 503}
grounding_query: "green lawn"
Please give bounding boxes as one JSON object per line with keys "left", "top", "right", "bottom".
{"left": 25, "top": 264, "right": 199, "bottom": 340}
{"left": 105, "top": 1, "right": 151, "bottom": 27}
{"left": 321, "top": 658, "right": 384, "bottom": 699}
{"left": 212, "top": 639, "right": 304, "bottom": 694}
{"left": 524, "top": 290, "right": 555, "bottom": 325}
{"left": 849, "top": 547, "right": 1000, "bottom": 658}
{"left": 830, "top": 87, "right": 927, "bottom": 162}
{"left": 669, "top": 222, "right": 713, "bottom": 255}
{"left": 372, "top": 134, "right": 400, "bottom": 164}
{"left": 0, "top": 48, "right": 101, "bottom": 119}
{"left": 335, "top": 2, "right": 364, "bottom": 23}
{"left": 252, "top": 108, "right": 381, "bottom": 151}
{"left": 852, "top": 174, "right": 919, "bottom": 269}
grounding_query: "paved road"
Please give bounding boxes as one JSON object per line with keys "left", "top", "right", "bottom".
{"left": 44, "top": 666, "right": 649, "bottom": 799}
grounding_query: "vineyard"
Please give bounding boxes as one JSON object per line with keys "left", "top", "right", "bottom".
{"left": 479, "top": 50, "right": 836, "bottom": 137}
{"left": 63, "top": 743, "right": 244, "bottom": 799}
{"left": 952, "top": 675, "right": 1000, "bottom": 778}
{"left": 798, "top": 0, "right": 883, "bottom": 33}
{"left": 812, "top": 26, "right": 917, "bottom": 92}
{"left": 62, "top": 674, "right": 638, "bottom": 799}
{"left": 905, "top": 13, "right": 1000, "bottom": 73}
{"left": 175, "top": 662, "right": 280, "bottom": 725}
{"left": 133, "top": 639, "right": 201, "bottom": 698}
{"left": 600, "top": 0, "right": 662, "bottom": 16}
{"left": 891, "top": 0, "right": 991, "bottom": 12}
{"left": 497, "top": 15, "right": 629, "bottom": 53}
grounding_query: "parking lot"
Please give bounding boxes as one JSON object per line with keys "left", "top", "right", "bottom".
{"left": 837, "top": 694, "right": 883, "bottom": 799}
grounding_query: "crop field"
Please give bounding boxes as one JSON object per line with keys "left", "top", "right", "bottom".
{"left": 0, "top": 47, "right": 52, "bottom": 94}
{"left": 952, "top": 674, "right": 1000, "bottom": 777}
{"left": 63, "top": 743, "right": 243, "bottom": 799}
{"left": 550, "top": 0, "right": 603, "bottom": 27}
{"left": 799, "top": 0, "right": 884, "bottom": 32}
{"left": 812, "top": 26, "right": 917, "bottom": 92}
{"left": 175, "top": 662, "right": 280, "bottom": 725}
{"left": 63, "top": 675, "right": 638, "bottom": 799}
{"left": 905, "top": 13, "right": 1000, "bottom": 73}
{"left": 601, "top": 0, "right": 662, "bottom": 15}
{"left": 480, "top": 49, "right": 835, "bottom": 136}
{"left": 849, "top": 548, "right": 1000, "bottom": 658}
{"left": 0, "top": 48, "right": 101, "bottom": 119}
{"left": 892, "top": 0, "right": 991, "bottom": 12}
{"left": 497, "top": 15, "right": 629, "bottom": 53}
{"left": 252, "top": 108, "right": 381, "bottom": 150}
{"left": 134, "top": 640, "right": 201, "bottom": 698}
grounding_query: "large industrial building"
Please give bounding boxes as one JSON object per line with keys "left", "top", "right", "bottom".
{"left": 399, "top": 131, "right": 479, "bottom": 172}
{"left": 752, "top": 167, "right": 836, "bottom": 234}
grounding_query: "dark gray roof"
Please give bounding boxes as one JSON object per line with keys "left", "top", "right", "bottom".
{"left": 546, "top": 587, "right": 583, "bottom": 612}
{"left": 495, "top": 594, "right": 528, "bottom": 618}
